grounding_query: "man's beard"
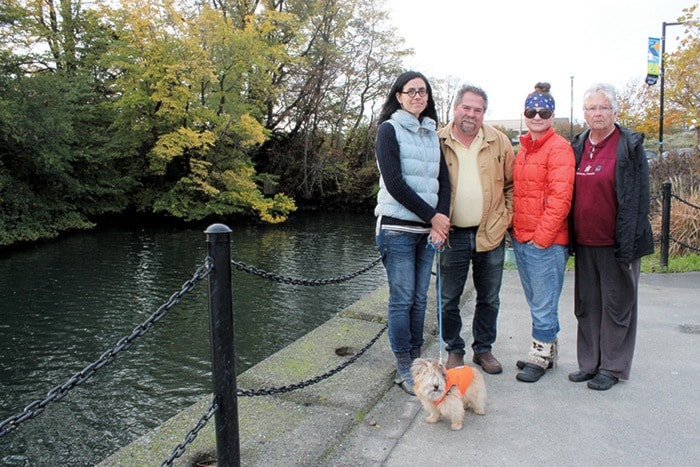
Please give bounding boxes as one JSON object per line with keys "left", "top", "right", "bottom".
{"left": 458, "top": 119, "right": 477, "bottom": 135}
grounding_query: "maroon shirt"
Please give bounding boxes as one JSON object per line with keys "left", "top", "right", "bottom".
{"left": 573, "top": 129, "right": 620, "bottom": 246}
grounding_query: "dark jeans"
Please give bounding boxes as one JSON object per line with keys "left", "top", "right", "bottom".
{"left": 438, "top": 227, "right": 505, "bottom": 355}
{"left": 376, "top": 229, "right": 434, "bottom": 355}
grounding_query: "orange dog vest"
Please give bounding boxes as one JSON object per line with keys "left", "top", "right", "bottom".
{"left": 434, "top": 365, "right": 474, "bottom": 405}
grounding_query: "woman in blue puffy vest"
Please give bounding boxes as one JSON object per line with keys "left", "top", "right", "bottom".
{"left": 374, "top": 71, "right": 451, "bottom": 395}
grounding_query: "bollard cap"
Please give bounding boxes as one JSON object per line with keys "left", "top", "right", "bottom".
{"left": 205, "top": 223, "right": 233, "bottom": 235}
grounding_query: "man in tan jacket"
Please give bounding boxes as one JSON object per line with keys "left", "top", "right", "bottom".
{"left": 437, "top": 84, "right": 514, "bottom": 374}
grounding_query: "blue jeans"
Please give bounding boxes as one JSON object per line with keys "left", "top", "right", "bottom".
{"left": 438, "top": 228, "right": 505, "bottom": 355}
{"left": 376, "top": 229, "right": 434, "bottom": 355}
{"left": 512, "top": 239, "right": 567, "bottom": 342}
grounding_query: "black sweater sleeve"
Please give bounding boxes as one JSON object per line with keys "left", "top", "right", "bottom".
{"left": 375, "top": 122, "right": 446, "bottom": 224}
{"left": 436, "top": 151, "right": 451, "bottom": 216}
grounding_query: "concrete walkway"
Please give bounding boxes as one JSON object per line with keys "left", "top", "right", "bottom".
{"left": 326, "top": 270, "right": 700, "bottom": 467}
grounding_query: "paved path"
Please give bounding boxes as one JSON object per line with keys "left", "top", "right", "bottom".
{"left": 326, "top": 270, "right": 700, "bottom": 466}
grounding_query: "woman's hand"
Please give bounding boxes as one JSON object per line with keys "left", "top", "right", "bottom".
{"left": 430, "top": 213, "right": 450, "bottom": 246}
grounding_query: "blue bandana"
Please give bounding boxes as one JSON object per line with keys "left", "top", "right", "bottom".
{"left": 525, "top": 93, "right": 555, "bottom": 111}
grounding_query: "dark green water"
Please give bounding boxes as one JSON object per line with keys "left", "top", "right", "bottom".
{"left": 0, "top": 210, "right": 386, "bottom": 466}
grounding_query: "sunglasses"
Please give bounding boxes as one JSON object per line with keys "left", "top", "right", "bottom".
{"left": 524, "top": 108, "right": 553, "bottom": 119}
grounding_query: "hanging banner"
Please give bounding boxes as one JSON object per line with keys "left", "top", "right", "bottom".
{"left": 646, "top": 37, "right": 660, "bottom": 85}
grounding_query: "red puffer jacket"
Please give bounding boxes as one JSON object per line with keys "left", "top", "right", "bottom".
{"left": 513, "top": 128, "right": 575, "bottom": 247}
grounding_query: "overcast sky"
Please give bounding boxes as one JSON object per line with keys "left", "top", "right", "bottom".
{"left": 384, "top": 0, "right": 693, "bottom": 123}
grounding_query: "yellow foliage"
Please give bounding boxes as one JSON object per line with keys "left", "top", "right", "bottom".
{"left": 189, "top": 159, "right": 219, "bottom": 196}
{"left": 235, "top": 114, "right": 267, "bottom": 148}
{"left": 149, "top": 128, "right": 216, "bottom": 173}
{"left": 221, "top": 165, "right": 257, "bottom": 192}
{"left": 253, "top": 193, "right": 297, "bottom": 224}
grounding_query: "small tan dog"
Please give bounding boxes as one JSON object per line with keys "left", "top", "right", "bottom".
{"left": 410, "top": 357, "right": 487, "bottom": 430}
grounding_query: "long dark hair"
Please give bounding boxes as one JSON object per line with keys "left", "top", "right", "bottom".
{"left": 377, "top": 71, "right": 438, "bottom": 125}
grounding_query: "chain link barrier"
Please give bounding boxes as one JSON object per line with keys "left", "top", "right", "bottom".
{"left": 160, "top": 255, "right": 386, "bottom": 463}
{"left": 232, "top": 256, "right": 383, "bottom": 286}
{"left": 237, "top": 323, "right": 387, "bottom": 397}
{"left": 160, "top": 398, "right": 219, "bottom": 467}
{"left": 2, "top": 252, "right": 386, "bottom": 465}
{"left": 159, "top": 321, "right": 387, "bottom": 465}
{"left": 668, "top": 192, "right": 700, "bottom": 253}
{"left": 0, "top": 259, "right": 213, "bottom": 438}
{"left": 672, "top": 193, "right": 700, "bottom": 210}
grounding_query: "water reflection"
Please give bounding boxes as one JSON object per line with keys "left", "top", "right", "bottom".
{"left": 0, "top": 211, "right": 386, "bottom": 466}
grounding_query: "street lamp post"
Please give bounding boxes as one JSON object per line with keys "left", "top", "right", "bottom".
{"left": 659, "top": 21, "right": 683, "bottom": 155}
{"left": 570, "top": 75, "right": 574, "bottom": 141}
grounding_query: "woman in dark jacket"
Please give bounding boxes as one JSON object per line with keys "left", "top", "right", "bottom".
{"left": 568, "top": 83, "right": 654, "bottom": 391}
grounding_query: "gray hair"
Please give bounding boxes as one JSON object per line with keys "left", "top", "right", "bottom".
{"left": 453, "top": 84, "right": 489, "bottom": 111}
{"left": 583, "top": 83, "right": 618, "bottom": 113}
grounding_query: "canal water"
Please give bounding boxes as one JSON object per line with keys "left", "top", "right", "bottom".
{"left": 0, "top": 210, "right": 387, "bottom": 466}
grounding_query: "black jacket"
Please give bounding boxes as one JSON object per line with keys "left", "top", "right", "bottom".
{"left": 570, "top": 124, "right": 654, "bottom": 263}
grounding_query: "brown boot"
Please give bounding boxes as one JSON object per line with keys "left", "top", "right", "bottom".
{"left": 445, "top": 352, "right": 465, "bottom": 369}
{"left": 472, "top": 351, "right": 503, "bottom": 374}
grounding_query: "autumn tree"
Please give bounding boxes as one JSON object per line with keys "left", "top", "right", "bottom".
{"left": 0, "top": 0, "right": 414, "bottom": 245}
{"left": 99, "top": 0, "right": 296, "bottom": 222}
{"left": 255, "top": 0, "right": 407, "bottom": 203}
{"left": 664, "top": 4, "right": 700, "bottom": 148}
{"left": 616, "top": 79, "right": 660, "bottom": 138}
{"left": 616, "top": 4, "right": 700, "bottom": 150}
{"left": 0, "top": 0, "right": 135, "bottom": 245}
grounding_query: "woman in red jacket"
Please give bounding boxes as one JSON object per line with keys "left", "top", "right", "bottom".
{"left": 512, "top": 83, "right": 575, "bottom": 383}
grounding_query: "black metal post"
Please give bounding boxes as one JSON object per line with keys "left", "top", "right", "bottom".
{"left": 205, "top": 223, "right": 240, "bottom": 466}
{"left": 659, "top": 22, "right": 683, "bottom": 156}
{"left": 660, "top": 181, "right": 672, "bottom": 269}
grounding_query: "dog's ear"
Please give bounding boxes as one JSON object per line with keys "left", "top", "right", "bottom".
{"left": 438, "top": 362, "right": 447, "bottom": 377}
{"left": 411, "top": 358, "right": 426, "bottom": 371}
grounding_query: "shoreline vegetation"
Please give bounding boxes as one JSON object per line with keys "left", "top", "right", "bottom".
{"left": 2, "top": 2, "right": 698, "bottom": 255}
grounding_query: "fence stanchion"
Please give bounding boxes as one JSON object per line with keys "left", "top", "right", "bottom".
{"left": 661, "top": 181, "right": 672, "bottom": 270}
{"left": 205, "top": 223, "right": 240, "bottom": 467}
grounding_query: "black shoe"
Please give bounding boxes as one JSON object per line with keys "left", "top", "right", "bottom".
{"left": 587, "top": 370, "right": 619, "bottom": 390}
{"left": 516, "top": 363, "right": 546, "bottom": 383}
{"left": 517, "top": 359, "right": 553, "bottom": 370}
{"left": 398, "top": 380, "right": 416, "bottom": 396}
{"left": 568, "top": 370, "right": 595, "bottom": 383}
{"left": 393, "top": 374, "right": 416, "bottom": 396}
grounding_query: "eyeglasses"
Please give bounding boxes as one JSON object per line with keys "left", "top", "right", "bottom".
{"left": 524, "top": 108, "right": 553, "bottom": 119}
{"left": 401, "top": 88, "right": 427, "bottom": 98}
{"left": 584, "top": 106, "right": 613, "bottom": 113}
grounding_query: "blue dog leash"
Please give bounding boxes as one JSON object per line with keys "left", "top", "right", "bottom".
{"left": 427, "top": 238, "right": 445, "bottom": 364}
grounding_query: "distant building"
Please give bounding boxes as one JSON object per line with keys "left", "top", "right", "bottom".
{"left": 486, "top": 117, "right": 571, "bottom": 143}
{"left": 486, "top": 117, "right": 570, "bottom": 133}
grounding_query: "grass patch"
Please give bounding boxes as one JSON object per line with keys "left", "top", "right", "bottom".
{"left": 505, "top": 251, "right": 700, "bottom": 273}
{"left": 641, "top": 252, "right": 700, "bottom": 273}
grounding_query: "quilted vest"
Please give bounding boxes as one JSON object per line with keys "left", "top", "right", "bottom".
{"left": 375, "top": 110, "right": 440, "bottom": 223}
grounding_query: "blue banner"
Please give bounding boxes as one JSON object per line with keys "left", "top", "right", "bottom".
{"left": 646, "top": 37, "right": 660, "bottom": 85}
